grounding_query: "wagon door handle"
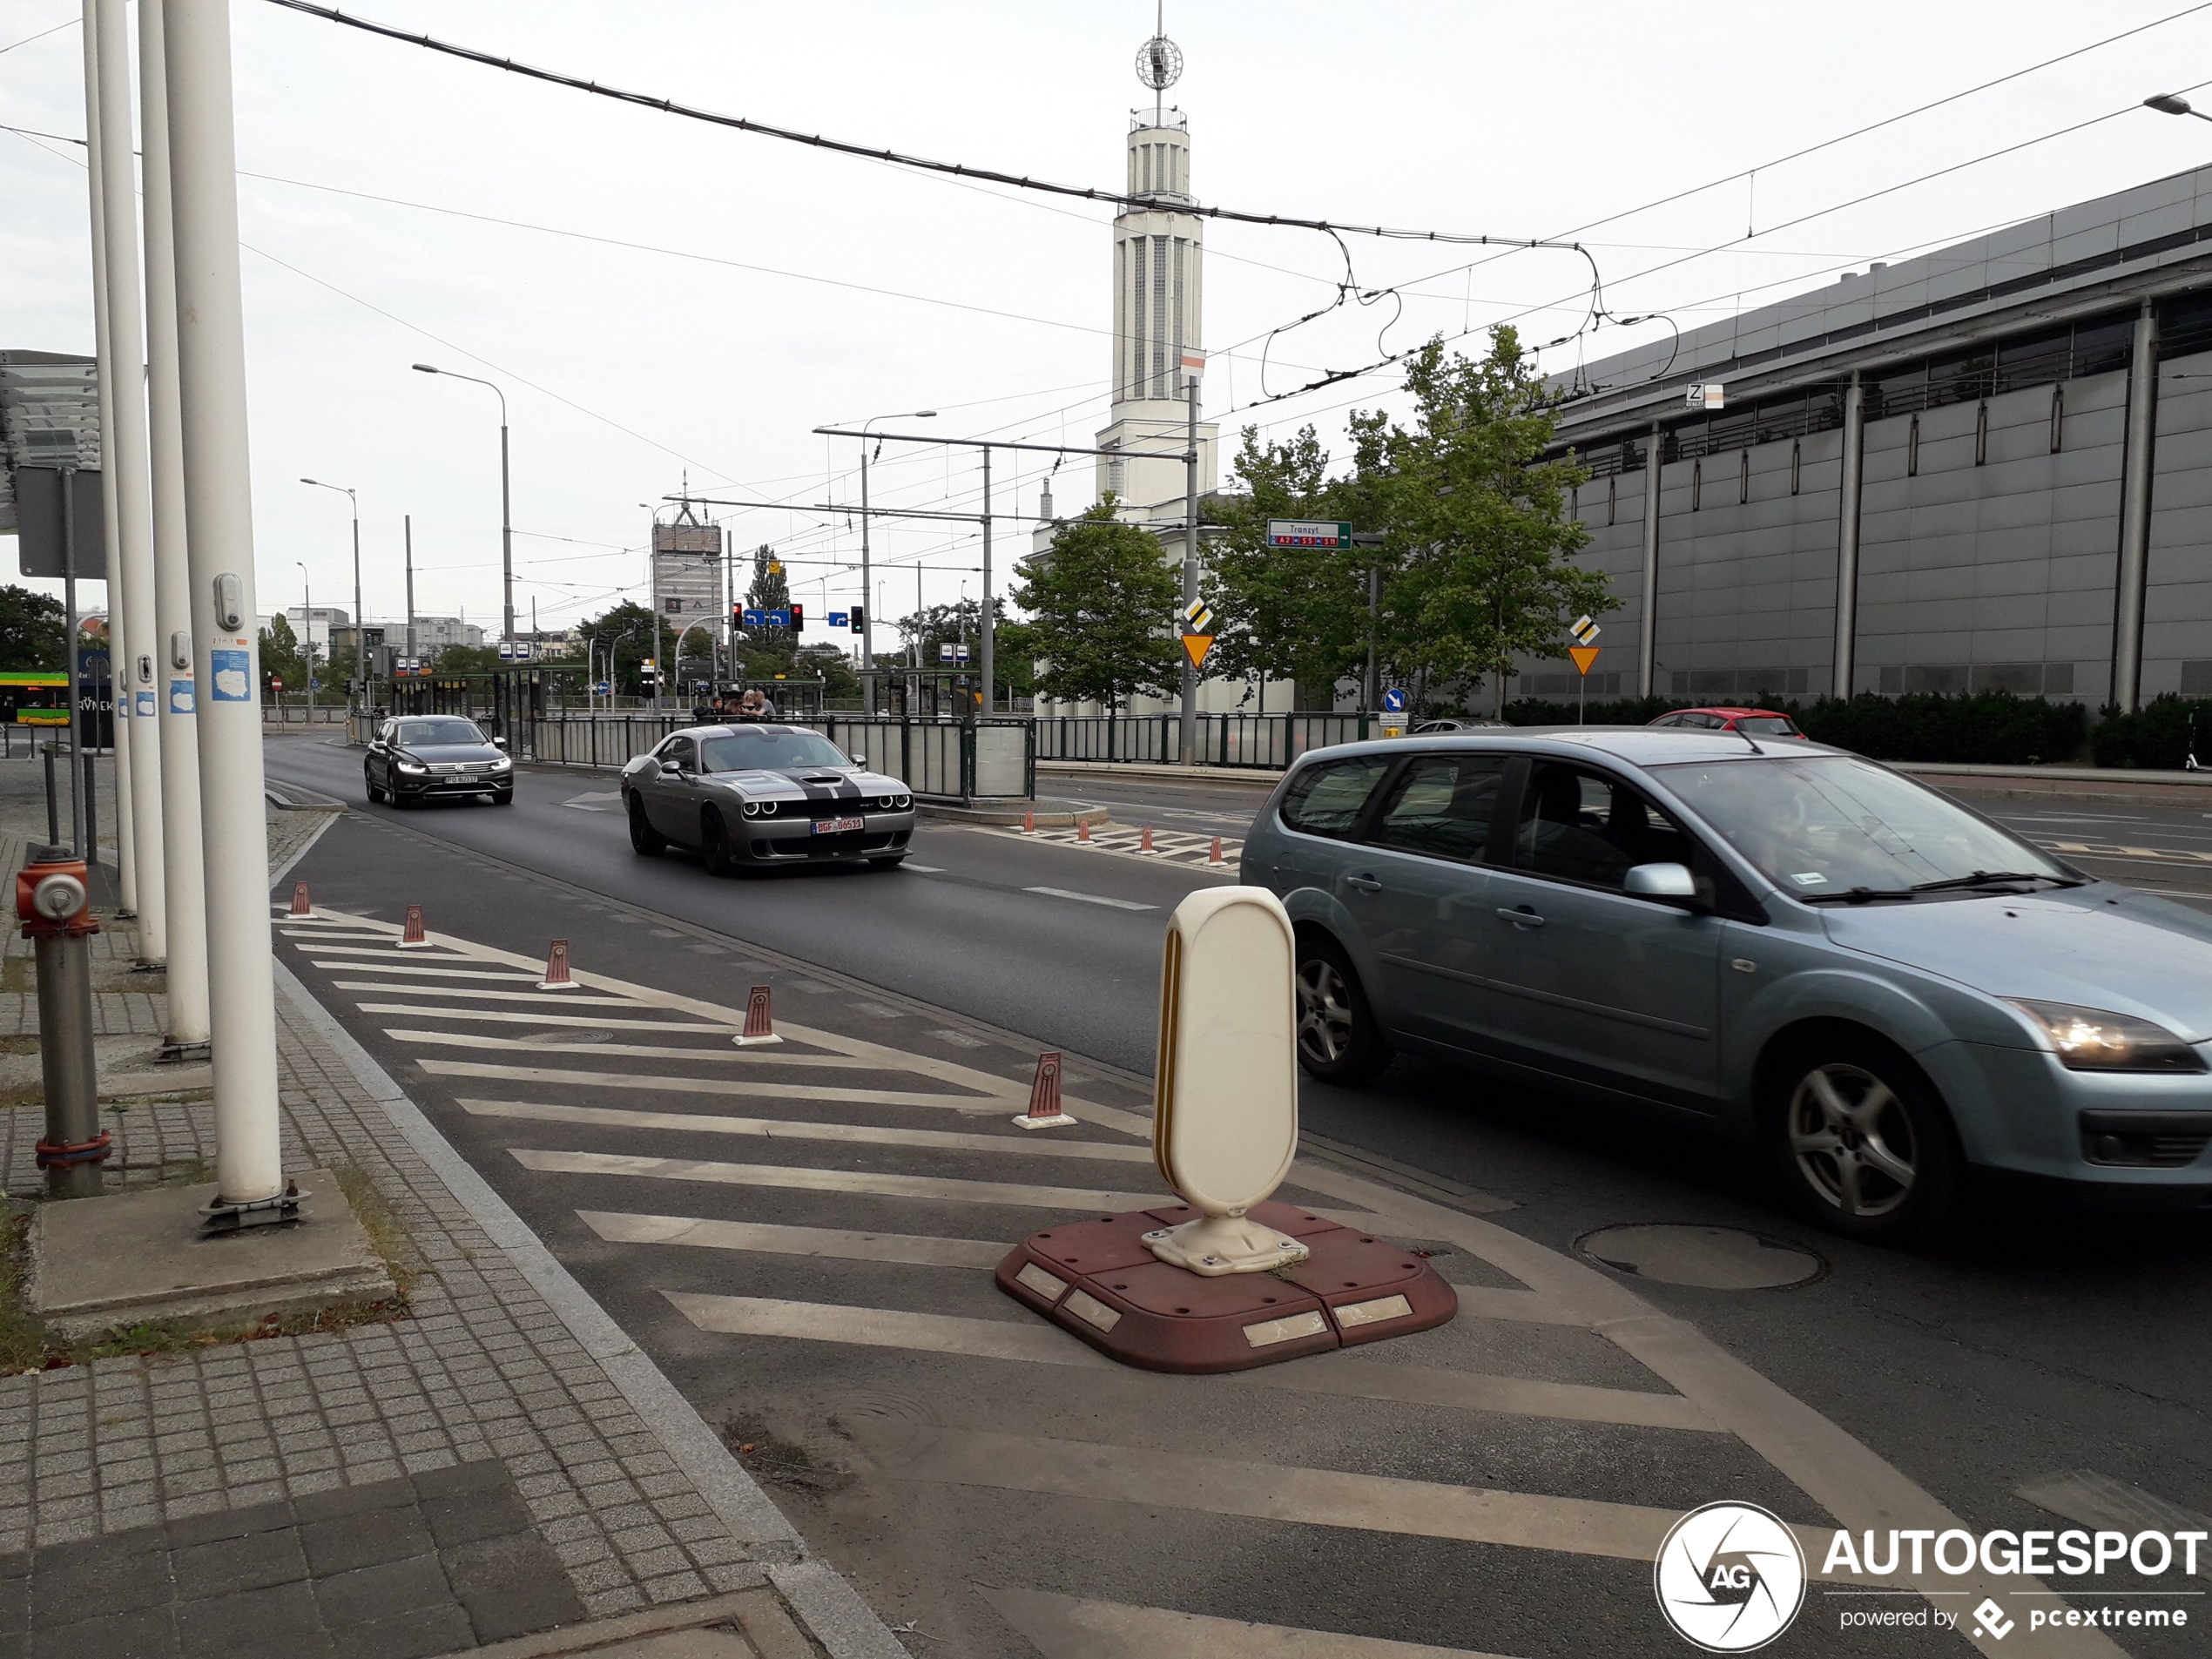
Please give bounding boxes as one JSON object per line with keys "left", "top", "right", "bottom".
{"left": 1345, "top": 873, "right": 1383, "bottom": 893}
{"left": 1497, "top": 907, "right": 1545, "bottom": 927}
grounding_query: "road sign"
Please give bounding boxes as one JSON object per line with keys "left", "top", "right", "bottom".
{"left": 767, "top": 609, "right": 791, "bottom": 627}
{"left": 956, "top": 643, "right": 971, "bottom": 664}
{"left": 1686, "top": 383, "right": 1725, "bottom": 410}
{"left": 827, "top": 610, "right": 849, "bottom": 628}
{"left": 1569, "top": 645, "right": 1602, "bottom": 675}
{"left": 593, "top": 681, "right": 610, "bottom": 696}
{"left": 1265, "top": 519, "right": 1353, "bottom": 550}
{"left": 939, "top": 643, "right": 954, "bottom": 663}
{"left": 1180, "top": 634, "right": 1215, "bottom": 671}
{"left": 742, "top": 608, "right": 765, "bottom": 627}
{"left": 1180, "top": 347, "right": 1207, "bottom": 378}
{"left": 1570, "top": 615, "right": 1601, "bottom": 646}
{"left": 1382, "top": 687, "right": 1406, "bottom": 712}
{"left": 1182, "top": 597, "right": 1214, "bottom": 634}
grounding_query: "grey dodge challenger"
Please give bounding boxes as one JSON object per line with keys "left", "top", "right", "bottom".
{"left": 621, "top": 724, "right": 915, "bottom": 873}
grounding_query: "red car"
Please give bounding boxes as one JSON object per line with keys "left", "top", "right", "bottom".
{"left": 1649, "top": 705, "right": 1804, "bottom": 737}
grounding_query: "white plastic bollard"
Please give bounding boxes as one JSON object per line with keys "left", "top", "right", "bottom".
{"left": 1143, "top": 886, "right": 1310, "bottom": 1276}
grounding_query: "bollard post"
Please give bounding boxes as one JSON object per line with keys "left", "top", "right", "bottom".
{"left": 81, "top": 749, "right": 98, "bottom": 869}
{"left": 20, "top": 849, "right": 107, "bottom": 1200}
{"left": 41, "top": 744, "right": 57, "bottom": 846}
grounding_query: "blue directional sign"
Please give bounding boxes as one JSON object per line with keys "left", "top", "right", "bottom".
{"left": 741, "top": 608, "right": 766, "bottom": 627}
{"left": 1382, "top": 687, "right": 1406, "bottom": 712}
{"left": 827, "top": 610, "right": 849, "bottom": 628}
{"left": 593, "top": 681, "right": 610, "bottom": 696}
{"left": 768, "top": 609, "right": 792, "bottom": 627}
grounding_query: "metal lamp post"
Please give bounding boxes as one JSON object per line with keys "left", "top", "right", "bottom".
{"left": 294, "top": 561, "right": 311, "bottom": 718}
{"left": 300, "top": 478, "right": 361, "bottom": 704}
{"left": 2146, "top": 93, "right": 2212, "bottom": 122}
{"left": 852, "top": 410, "right": 934, "bottom": 712}
{"left": 413, "top": 364, "right": 513, "bottom": 649}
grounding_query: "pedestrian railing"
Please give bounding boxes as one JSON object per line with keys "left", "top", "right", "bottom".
{"left": 1032, "top": 711, "right": 1374, "bottom": 768}
{"left": 511, "top": 713, "right": 1035, "bottom": 806}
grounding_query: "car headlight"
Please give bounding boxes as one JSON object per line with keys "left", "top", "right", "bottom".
{"left": 741, "top": 799, "right": 760, "bottom": 817}
{"left": 894, "top": 792, "right": 912, "bottom": 810}
{"left": 396, "top": 760, "right": 425, "bottom": 774}
{"left": 491, "top": 756, "right": 512, "bottom": 770}
{"left": 2004, "top": 999, "right": 2207, "bottom": 1072}
{"left": 759, "top": 800, "right": 778, "bottom": 816}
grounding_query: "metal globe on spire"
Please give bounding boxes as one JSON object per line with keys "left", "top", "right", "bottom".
{"left": 1136, "top": 33, "right": 1182, "bottom": 91}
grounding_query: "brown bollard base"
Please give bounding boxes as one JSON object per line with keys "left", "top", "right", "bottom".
{"left": 995, "top": 1199, "right": 1456, "bottom": 1374}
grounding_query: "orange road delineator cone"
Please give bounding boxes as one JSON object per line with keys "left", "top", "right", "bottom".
{"left": 538, "top": 940, "right": 578, "bottom": 991}
{"left": 1076, "top": 819, "right": 1090, "bottom": 842}
{"left": 1210, "top": 837, "right": 1224, "bottom": 865}
{"left": 398, "top": 903, "right": 431, "bottom": 949}
{"left": 732, "top": 984, "right": 782, "bottom": 1048}
{"left": 1022, "top": 810, "right": 1035, "bottom": 833}
{"left": 1140, "top": 826, "right": 1154, "bottom": 853}
{"left": 289, "top": 881, "right": 312, "bottom": 918}
{"left": 1013, "top": 1050, "right": 1076, "bottom": 1130}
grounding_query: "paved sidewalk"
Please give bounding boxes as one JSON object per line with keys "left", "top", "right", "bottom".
{"left": 0, "top": 759, "right": 905, "bottom": 1657}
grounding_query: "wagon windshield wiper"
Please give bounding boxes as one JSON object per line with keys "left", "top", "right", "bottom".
{"left": 1909, "top": 871, "right": 2080, "bottom": 893}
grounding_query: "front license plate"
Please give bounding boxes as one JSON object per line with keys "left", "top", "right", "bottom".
{"left": 813, "top": 817, "right": 865, "bottom": 834}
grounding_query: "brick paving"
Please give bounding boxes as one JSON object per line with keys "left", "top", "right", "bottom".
{"left": 0, "top": 759, "right": 874, "bottom": 1656}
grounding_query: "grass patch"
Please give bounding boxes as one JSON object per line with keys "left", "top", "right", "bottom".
{"left": 0, "top": 1174, "right": 415, "bottom": 1376}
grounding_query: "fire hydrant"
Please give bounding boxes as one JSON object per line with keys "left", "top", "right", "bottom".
{"left": 18, "top": 848, "right": 106, "bottom": 1199}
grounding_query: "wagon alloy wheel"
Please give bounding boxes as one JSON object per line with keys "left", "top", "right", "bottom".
{"left": 1297, "top": 960, "right": 1355, "bottom": 1066}
{"left": 1291, "top": 939, "right": 1391, "bottom": 1083}
{"left": 1791, "top": 1063, "right": 1919, "bottom": 1217}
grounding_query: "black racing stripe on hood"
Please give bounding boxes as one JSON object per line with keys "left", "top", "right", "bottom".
{"left": 777, "top": 770, "right": 864, "bottom": 805}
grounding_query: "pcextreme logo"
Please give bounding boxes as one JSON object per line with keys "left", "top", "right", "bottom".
{"left": 1654, "top": 1502, "right": 1808, "bottom": 1652}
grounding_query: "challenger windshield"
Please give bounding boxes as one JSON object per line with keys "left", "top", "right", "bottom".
{"left": 700, "top": 729, "right": 850, "bottom": 772}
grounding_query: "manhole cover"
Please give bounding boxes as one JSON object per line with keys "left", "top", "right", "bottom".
{"left": 1575, "top": 1224, "right": 1824, "bottom": 1291}
{"left": 529, "top": 1029, "right": 613, "bottom": 1047}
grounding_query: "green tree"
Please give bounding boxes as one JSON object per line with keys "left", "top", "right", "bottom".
{"left": 432, "top": 643, "right": 500, "bottom": 674}
{"left": 0, "top": 585, "right": 66, "bottom": 671}
{"left": 576, "top": 601, "right": 662, "bottom": 697}
{"left": 1355, "top": 329, "right": 1604, "bottom": 706}
{"left": 1013, "top": 499, "right": 1181, "bottom": 706}
{"left": 258, "top": 612, "right": 306, "bottom": 699}
{"left": 1206, "top": 426, "right": 1370, "bottom": 705}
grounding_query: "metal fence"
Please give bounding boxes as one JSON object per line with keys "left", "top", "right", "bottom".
{"left": 1034, "top": 711, "right": 1374, "bottom": 768}
{"left": 261, "top": 703, "right": 347, "bottom": 725}
{"left": 509, "top": 713, "right": 1035, "bottom": 806}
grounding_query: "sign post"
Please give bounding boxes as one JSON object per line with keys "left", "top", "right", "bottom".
{"left": 1568, "top": 615, "right": 1602, "bottom": 724}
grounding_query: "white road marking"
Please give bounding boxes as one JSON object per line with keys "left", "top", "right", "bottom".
{"left": 581, "top": 1211, "right": 1005, "bottom": 1269}
{"left": 894, "top": 1428, "right": 1836, "bottom": 1567}
{"left": 563, "top": 790, "right": 623, "bottom": 812}
{"left": 905, "top": 864, "right": 946, "bottom": 873}
{"left": 359, "top": 1005, "right": 740, "bottom": 1035}
{"left": 1022, "top": 887, "right": 1157, "bottom": 910}
{"left": 510, "top": 1147, "right": 1170, "bottom": 1212}
{"left": 459, "top": 1096, "right": 1152, "bottom": 1163}
{"left": 311, "top": 961, "right": 540, "bottom": 983}
{"left": 428, "top": 1061, "right": 1006, "bottom": 1113}
{"left": 334, "top": 982, "right": 636, "bottom": 1008}
{"left": 663, "top": 1293, "right": 1717, "bottom": 1432}
{"left": 387, "top": 1028, "right": 930, "bottom": 1070}
{"left": 980, "top": 1586, "right": 1521, "bottom": 1659}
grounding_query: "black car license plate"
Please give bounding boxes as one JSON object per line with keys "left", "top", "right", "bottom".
{"left": 813, "top": 816, "right": 865, "bottom": 834}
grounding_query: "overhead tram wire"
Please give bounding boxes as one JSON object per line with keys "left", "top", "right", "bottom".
{"left": 257, "top": 0, "right": 1602, "bottom": 287}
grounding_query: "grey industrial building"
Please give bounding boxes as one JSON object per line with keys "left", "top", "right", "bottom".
{"left": 1535, "top": 162, "right": 2212, "bottom": 711}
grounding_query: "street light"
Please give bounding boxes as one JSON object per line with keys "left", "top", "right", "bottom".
{"left": 412, "top": 363, "right": 514, "bottom": 648}
{"left": 300, "top": 478, "right": 361, "bottom": 705}
{"left": 848, "top": 408, "right": 936, "bottom": 711}
{"left": 2146, "top": 92, "right": 2212, "bottom": 121}
{"left": 293, "top": 560, "right": 311, "bottom": 720}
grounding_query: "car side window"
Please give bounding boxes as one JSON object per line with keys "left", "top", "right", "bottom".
{"left": 664, "top": 737, "right": 696, "bottom": 772}
{"left": 1278, "top": 757, "right": 1392, "bottom": 840}
{"left": 1511, "top": 763, "right": 1698, "bottom": 892}
{"left": 1366, "top": 755, "right": 1507, "bottom": 863}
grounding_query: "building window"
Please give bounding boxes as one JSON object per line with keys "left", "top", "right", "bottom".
{"left": 1790, "top": 440, "right": 1801, "bottom": 496}
{"left": 1172, "top": 238, "right": 1187, "bottom": 395}
{"left": 2050, "top": 384, "right": 2064, "bottom": 454}
{"left": 1151, "top": 236, "right": 1169, "bottom": 398}
{"left": 1607, "top": 477, "right": 1616, "bottom": 526}
{"left": 1690, "top": 458, "right": 1702, "bottom": 511}
{"left": 1906, "top": 415, "right": 1919, "bottom": 477}
{"left": 1738, "top": 449, "right": 1750, "bottom": 504}
{"left": 664, "top": 597, "right": 683, "bottom": 613}
{"left": 1974, "top": 401, "right": 1988, "bottom": 467}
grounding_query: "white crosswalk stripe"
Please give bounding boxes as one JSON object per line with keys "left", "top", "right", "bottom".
{"left": 980, "top": 823, "right": 1244, "bottom": 870}
{"left": 280, "top": 902, "right": 2057, "bottom": 1657}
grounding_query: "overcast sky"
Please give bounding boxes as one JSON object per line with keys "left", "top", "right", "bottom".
{"left": 7, "top": 0, "right": 2212, "bottom": 641}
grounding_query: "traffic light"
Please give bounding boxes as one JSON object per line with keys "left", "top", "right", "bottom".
{"left": 790, "top": 604, "right": 805, "bottom": 634}
{"left": 850, "top": 604, "right": 866, "bottom": 633}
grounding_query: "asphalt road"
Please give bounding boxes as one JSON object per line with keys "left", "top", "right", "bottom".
{"left": 264, "top": 735, "right": 2212, "bottom": 1658}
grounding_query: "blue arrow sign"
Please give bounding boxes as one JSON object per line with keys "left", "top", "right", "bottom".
{"left": 1382, "top": 688, "right": 1406, "bottom": 712}
{"left": 827, "top": 610, "right": 849, "bottom": 627}
{"left": 768, "top": 609, "right": 792, "bottom": 627}
{"left": 741, "top": 608, "right": 766, "bottom": 627}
